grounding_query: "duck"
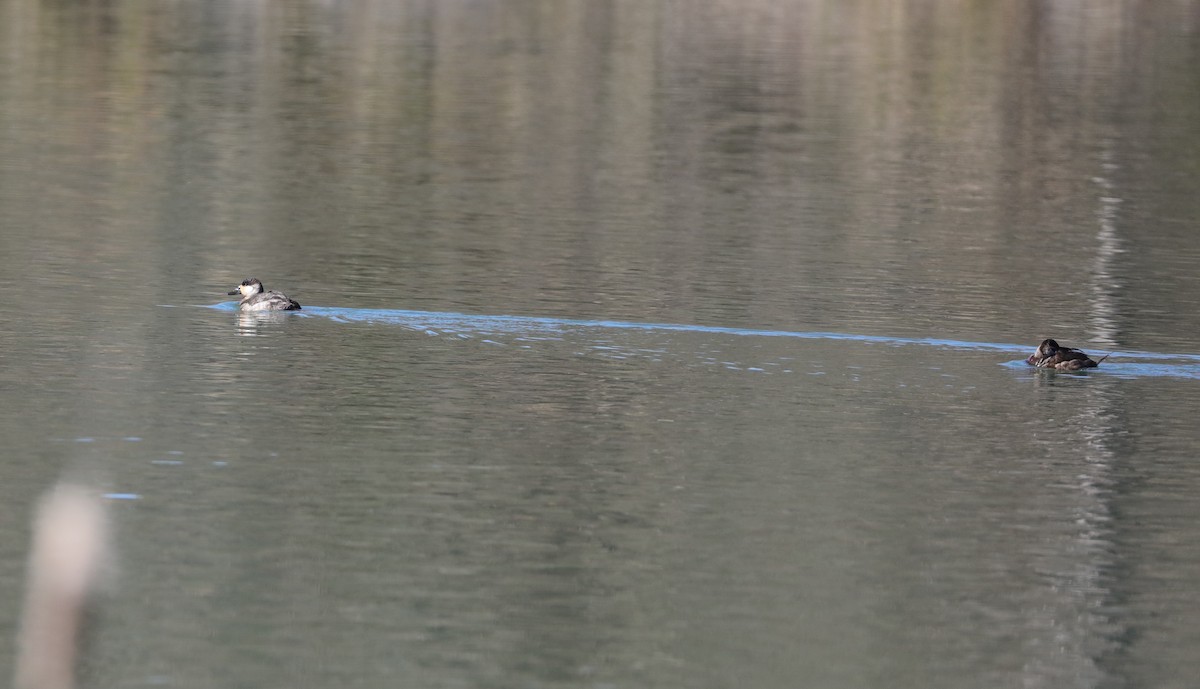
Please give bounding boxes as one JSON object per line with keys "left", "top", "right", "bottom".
{"left": 227, "top": 278, "right": 301, "bottom": 311}
{"left": 1026, "top": 338, "right": 1108, "bottom": 370}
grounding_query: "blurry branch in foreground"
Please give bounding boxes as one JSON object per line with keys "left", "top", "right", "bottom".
{"left": 14, "top": 485, "right": 109, "bottom": 689}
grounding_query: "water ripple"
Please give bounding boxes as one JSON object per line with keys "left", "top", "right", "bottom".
{"left": 208, "top": 303, "right": 1200, "bottom": 377}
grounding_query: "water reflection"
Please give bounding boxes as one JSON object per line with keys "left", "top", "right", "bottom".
{"left": 1088, "top": 141, "right": 1125, "bottom": 348}
{"left": 235, "top": 310, "right": 301, "bottom": 336}
{"left": 4, "top": 0, "right": 1200, "bottom": 686}
{"left": 1020, "top": 368, "right": 1126, "bottom": 688}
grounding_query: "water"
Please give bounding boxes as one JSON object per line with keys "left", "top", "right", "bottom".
{"left": 3, "top": 1, "right": 1200, "bottom": 687}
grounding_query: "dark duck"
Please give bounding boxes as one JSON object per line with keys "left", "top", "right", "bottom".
{"left": 1026, "top": 339, "right": 1109, "bottom": 371}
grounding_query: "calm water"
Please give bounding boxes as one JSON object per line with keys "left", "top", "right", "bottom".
{"left": 3, "top": 1, "right": 1200, "bottom": 687}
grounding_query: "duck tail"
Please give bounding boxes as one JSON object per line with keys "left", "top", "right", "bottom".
{"left": 1095, "top": 352, "right": 1112, "bottom": 365}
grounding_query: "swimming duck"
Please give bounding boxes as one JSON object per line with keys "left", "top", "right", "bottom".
{"left": 1026, "top": 339, "right": 1108, "bottom": 370}
{"left": 227, "top": 278, "right": 301, "bottom": 311}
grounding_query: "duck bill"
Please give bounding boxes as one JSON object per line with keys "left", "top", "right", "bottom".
{"left": 227, "top": 290, "right": 240, "bottom": 296}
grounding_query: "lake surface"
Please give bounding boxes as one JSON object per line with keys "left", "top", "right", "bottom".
{"left": 3, "top": 1, "right": 1200, "bottom": 687}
